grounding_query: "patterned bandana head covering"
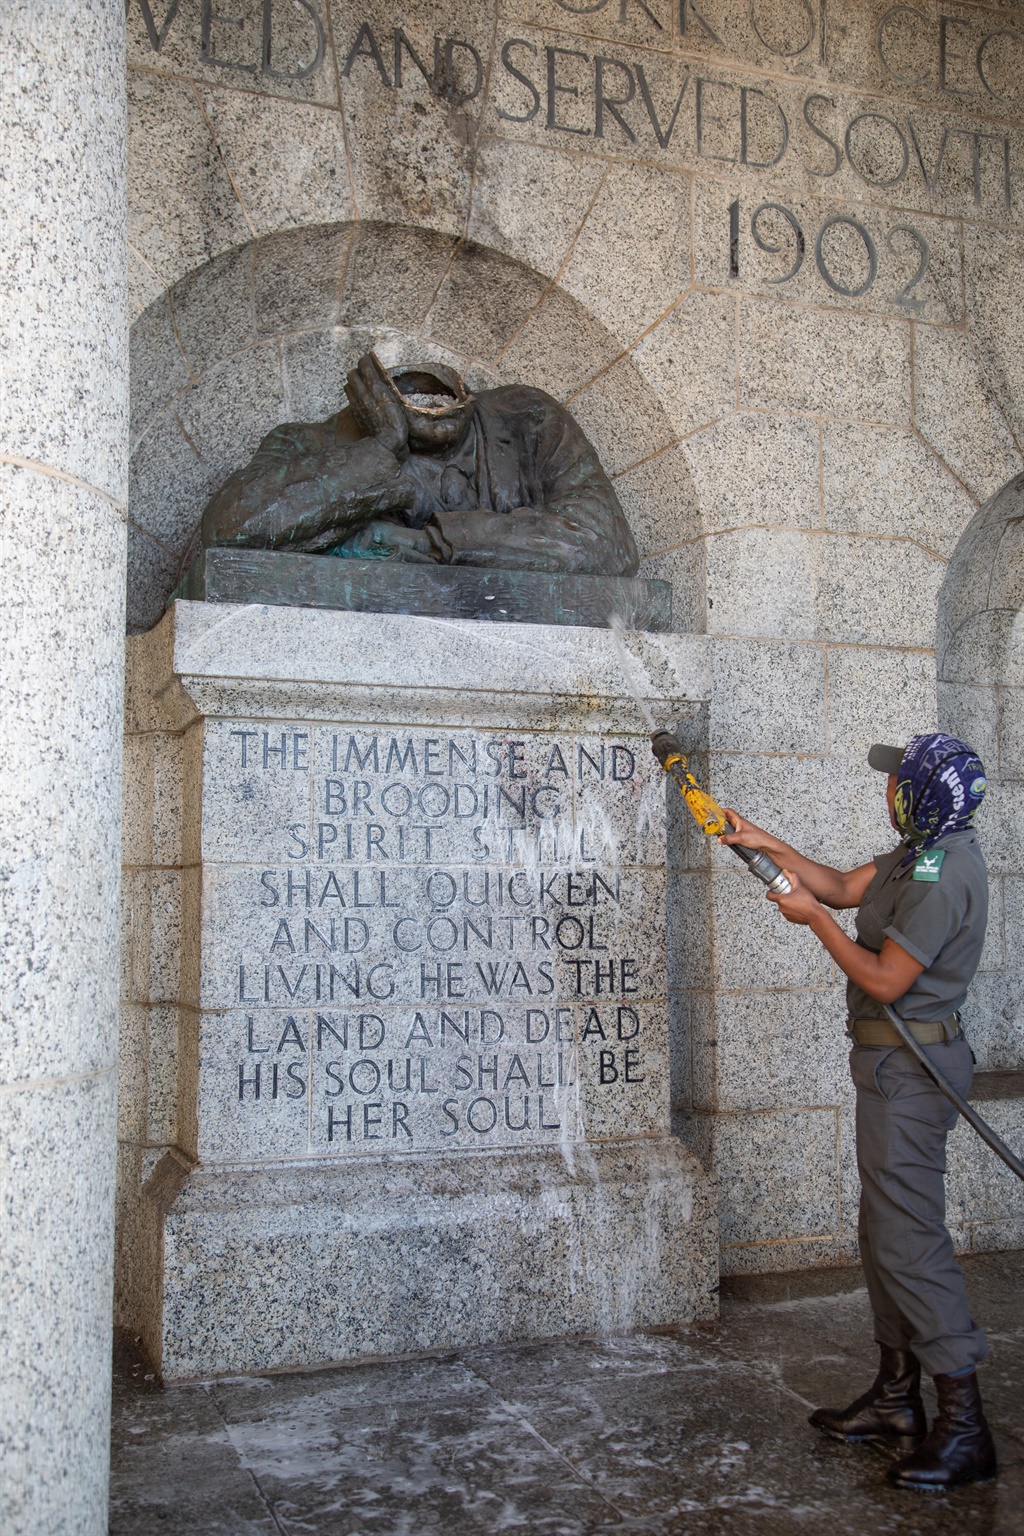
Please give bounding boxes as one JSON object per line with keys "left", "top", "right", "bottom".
{"left": 893, "top": 733, "right": 988, "bottom": 861}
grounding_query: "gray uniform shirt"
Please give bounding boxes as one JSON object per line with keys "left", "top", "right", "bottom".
{"left": 848, "top": 828, "right": 988, "bottom": 1022}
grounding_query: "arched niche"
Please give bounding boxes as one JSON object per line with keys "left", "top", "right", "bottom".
{"left": 936, "top": 472, "right": 1024, "bottom": 1068}
{"left": 126, "top": 221, "right": 702, "bottom": 633}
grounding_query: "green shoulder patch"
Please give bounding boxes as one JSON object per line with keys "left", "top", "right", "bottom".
{"left": 913, "top": 849, "right": 946, "bottom": 882}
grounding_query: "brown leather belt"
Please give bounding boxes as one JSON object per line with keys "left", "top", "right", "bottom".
{"left": 848, "top": 1015, "right": 962, "bottom": 1047}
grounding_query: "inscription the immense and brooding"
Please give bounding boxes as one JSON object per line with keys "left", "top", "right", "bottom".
{"left": 209, "top": 723, "right": 664, "bottom": 1157}
{"left": 232, "top": 727, "right": 639, "bottom": 863}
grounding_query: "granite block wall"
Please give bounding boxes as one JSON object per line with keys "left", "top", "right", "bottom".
{"left": 121, "top": 0, "right": 1024, "bottom": 1275}
{"left": 938, "top": 477, "right": 1024, "bottom": 1063}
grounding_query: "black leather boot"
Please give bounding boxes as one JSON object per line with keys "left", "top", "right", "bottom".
{"left": 809, "top": 1345, "right": 926, "bottom": 1451}
{"left": 887, "top": 1371, "right": 997, "bottom": 1490}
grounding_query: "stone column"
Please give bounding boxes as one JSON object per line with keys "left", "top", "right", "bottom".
{"left": 0, "top": 5, "right": 128, "bottom": 1533}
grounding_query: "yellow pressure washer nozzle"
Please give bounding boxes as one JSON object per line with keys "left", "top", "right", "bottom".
{"left": 650, "top": 729, "right": 729, "bottom": 836}
{"left": 649, "top": 730, "right": 793, "bottom": 895}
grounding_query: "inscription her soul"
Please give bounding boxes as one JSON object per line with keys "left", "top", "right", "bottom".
{"left": 210, "top": 723, "right": 662, "bottom": 1152}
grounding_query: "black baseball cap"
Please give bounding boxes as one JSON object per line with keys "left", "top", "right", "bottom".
{"left": 868, "top": 743, "right": 905, "bottom": 774}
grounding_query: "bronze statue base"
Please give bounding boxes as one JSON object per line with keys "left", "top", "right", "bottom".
{"left": 170, "top": 549, "right": 672, "bottom": 632}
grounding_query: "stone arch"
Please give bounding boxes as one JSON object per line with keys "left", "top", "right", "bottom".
{"left": 126, "top": 221, "right": 702, "bottom": 633}
{"left": 936, "top": 472, "right": 1024, "bottom": 1068}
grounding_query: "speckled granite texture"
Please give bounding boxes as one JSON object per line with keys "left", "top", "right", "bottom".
{"left": 120, "top": 601, "right": 717, "bottom": 1378}
{"left": 1, "top": 4, "right": 127, "bottom": 1532}
{"left": 154, "top": 1140, "right": 716, "bottom": 1380}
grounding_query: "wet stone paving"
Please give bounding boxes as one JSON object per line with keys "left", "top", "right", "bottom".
{"left": 110, "top": 1251, "right": 1023, "bottom": 1535}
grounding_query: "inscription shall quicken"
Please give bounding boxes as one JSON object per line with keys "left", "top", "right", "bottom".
{"left": 202, "top": 722, "right": 667, "bottom": 1159}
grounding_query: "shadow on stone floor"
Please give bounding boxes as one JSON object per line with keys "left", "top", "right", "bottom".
{"left": 109, "top": 1251, "right": 1023, "bottom": 1535}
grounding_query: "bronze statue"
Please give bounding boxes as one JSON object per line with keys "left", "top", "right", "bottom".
{"left": 199, "top": 353, "right": 638, "bottom": 576}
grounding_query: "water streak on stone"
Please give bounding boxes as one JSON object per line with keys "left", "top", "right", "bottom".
{"left": 608, "top": 614, "right": 658, "bottom": 733}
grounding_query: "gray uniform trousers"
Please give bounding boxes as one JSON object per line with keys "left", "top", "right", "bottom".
{"left": 850, "top": 1036, "right": 988, "bottom": 1377}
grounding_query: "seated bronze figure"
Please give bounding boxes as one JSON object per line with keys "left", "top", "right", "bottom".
{"left": 200, "top": 352, "right": 638, "bottom": 576}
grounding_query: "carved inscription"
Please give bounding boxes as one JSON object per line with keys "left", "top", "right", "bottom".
{"left": 201, "top": 723, "right": 667, "bottom": 1160}
{"left": 733, "top": 199, "right": 932, "bottom": 307}
{"left": 695, "top": 181, "right": 961, "bottom": 320}
{"left": 129, "top": 0, "right": 325, "bottom": 81}
{"left": 343, "top": 28, "right": 1017, "bottom": 213}
{"left": 128, "top": 2, "right": 1022, "bottom": 214}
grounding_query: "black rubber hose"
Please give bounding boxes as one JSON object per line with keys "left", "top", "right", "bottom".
{"left": 882, "top": 1005, "right": 1024, "bottom": 1182}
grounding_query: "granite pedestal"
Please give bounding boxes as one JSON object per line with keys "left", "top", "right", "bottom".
{"left": 119, "top": 601, "right": 717, "bottom": 1380}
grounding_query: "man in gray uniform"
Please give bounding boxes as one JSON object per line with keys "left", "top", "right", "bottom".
{"left": 722, "top": 732, "right": 997, "bottom": 1491}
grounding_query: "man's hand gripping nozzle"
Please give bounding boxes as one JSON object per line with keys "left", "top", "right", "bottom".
{"left": 650, "top": 730, "right": 793, "bottom": 896}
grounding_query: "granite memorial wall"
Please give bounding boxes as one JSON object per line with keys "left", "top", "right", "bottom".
{"left": 120, "top": 0, "right": 1024, "bottom": 1334}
